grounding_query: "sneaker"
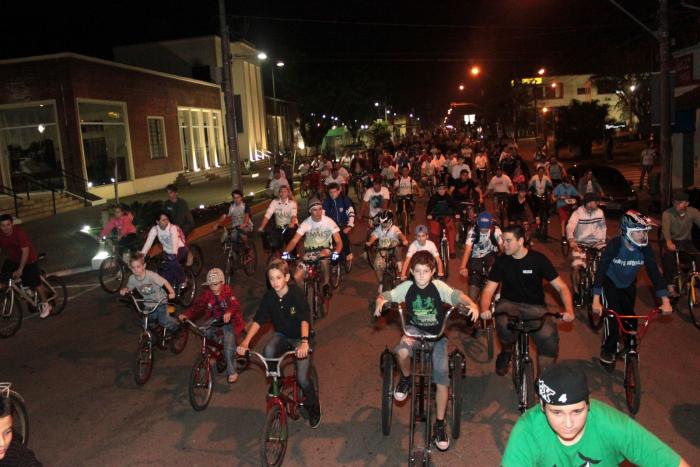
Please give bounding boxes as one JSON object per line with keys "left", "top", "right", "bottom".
{"left": 599, "top": 350, "right": 615, "bottom": 366}
{"left": 495, "top": 351, "right": 512, "bottom": 376}
{"left": 394, "top": 375, "right": 412, "bottom": 402}
{"left": 227, "top": 373, "right": 239, "bottom": 384}
{"left": 308, "top": 404, "right": 321, "bottom": 429}
{"left": 433, "top": 419, "right": 450, "bottom": 451}
{"left": 39, "top": 302, "right": 52, "bottom": 319}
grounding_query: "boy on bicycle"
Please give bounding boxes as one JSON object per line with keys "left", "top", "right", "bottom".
{"left": 459, "top": 212, "right": 503, "bottom": 302}
{"left": 140, "top": 212, "right": 188, "bottom": 289}
{"left": 592, "top": 211, "right": 672, "bottom": 366}
{"left": 394, "top": 165, "right": 419, "bottom": 212}
{"left": 323, "top": 182, "right": 356, "bottom": 266}
{"left": 120, "top": 252, "right": 180, "bottom": 335}
{"left": 400, "top": 225, "right": 444, "bottom": 280}
{"left": 366, "top": 210, "right": 409, "bottom": 293}
{"left": 552, "top": 176, "right": 580, "bottom": 240}
{"left": 237, "top": 259, "right": 320, "bottom": 428}
{"left": 178, "top": 268, "right": 244, "bottom": 384}
{"left": 258, "top": 185, "right": 298, "bottom": 252}
{"left": 214, "top": 189, "right": 253, "bottom": 245}
{"left": 426, "top": 182, "right": 460, "bottom": 258}
{"left": 374, "top": 251, "right": 479, "bottom": 451}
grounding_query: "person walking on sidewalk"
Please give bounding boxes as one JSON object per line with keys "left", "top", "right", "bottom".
{"left": 639, "top": 141, "right": 656, "bottom": 190}
{"left": 164, "top": 184, "right": 194, "bottom": 238}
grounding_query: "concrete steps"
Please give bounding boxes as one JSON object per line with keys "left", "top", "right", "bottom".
{"left": 0, "top": 192, "right": 85, "bottom": 223}
{"left": 175, "top": 165, "right": 232, "bottom": 187}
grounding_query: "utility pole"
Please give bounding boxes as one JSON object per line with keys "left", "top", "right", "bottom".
{"left": 218, "top": 0, "right": 243, "bottom": 191}
{"left": 658, "top": 0, "right": 671, "bottom": 208}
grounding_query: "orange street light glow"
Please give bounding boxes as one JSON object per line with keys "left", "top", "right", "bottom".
{"left": 470, "top": 66, "right": 480, "bottom": 76}
{"left": 542, "top": 107, "right": 549, "bottom": 113}
{"left": 459, "top": 84, "right": 465, "bottom": 91}
{"left": 538, "top": 68, "right": 546, "bottom": 75}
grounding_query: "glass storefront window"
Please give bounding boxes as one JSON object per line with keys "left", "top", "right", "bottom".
{"left": 177, "top": 108, "right": 225, "bottom": 172}
{"left": 0, "top": 103, "right": 64, "bottom": 192}
{"left": 78, "top": 101, "right": 131, "bottom": 187}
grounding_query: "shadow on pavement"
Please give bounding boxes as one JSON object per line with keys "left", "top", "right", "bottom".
{"left": 671, "top": 404, "right": 700, "bottom": 449}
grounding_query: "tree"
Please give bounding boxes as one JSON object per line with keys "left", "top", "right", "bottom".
{"left": 366, "top": 120, "right": 392, "bottom": 149}
{"left": 555, "top": 100, "right": 609, "bottom": 159}
{"left": 593, "top": 74, "right": 651, "bottom": 138}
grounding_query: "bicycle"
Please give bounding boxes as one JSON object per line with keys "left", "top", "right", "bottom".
{"left": 395, "top": 195, "right": 414, "bottom": 235}
{"left": 289, "top": 254, "right": 331, "bottom": 326}
{"left": 376, "top": 245, "right": 400, "bottom": 292}
{"left": 493, "top": 310, "right": 563, "bottom": 413}
{"left": 378, "top": 303, "right": 467, "bottom": 466}
{"left": 533, "top": 194, "right": 551, "bottom": 242}
{"left": 145, "top": 254, "right": 197, "bottom": 307}
{"left": 491, "top": 193, "right": 509, "bottom": 228}
{"left": 182, "top": 317, "right": 248, "bottom": 411}
{"left": 574, "top": 243, "right": 605, "bottom": 330}
{"left": 122, "top": 292, "right": 188, "bottom": 385}
{"left": 469, "top": 257, "right": 496, "bottom": 361}
{"left": 559, "top": 198, "right": 578, "bottom": 256}
{"left": 678, "top": 250, "right": 700, "bottom": 329}
{"left": 601, "top": 308, "right": 660, "bottom": 414}
{"left": 363, "top": 214, "right": 380, "bottom": 269}
{"left": 221, "top": 226, "right": 258, "bottom": 284}
{"left": 352, "top": 172, "right": 369, "bottom": 203}
{"left": 0, "top": 255, "right": 67, "bottom": 338}
{"left": 98, "top": 235, "right": 134, "bottom": 293}
{"left": 0, "top": 382, "right": 29, "bottom": 445}
{"left": 244, "top": 349, "right": 319, "bottom": 467}
{"left": 456, "top": 201, "right": 477, "bottom": 246}
{"left": 433, "top": 216, "right": 452, "bottom": 279}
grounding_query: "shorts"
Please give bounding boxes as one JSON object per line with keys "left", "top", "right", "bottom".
{"left": 571, "top": 247, "right": 586, "bottom": 268}
{"left": 467, "top": 254, "right": 496, "bottom": 287}
{"left": 374, "top": 247, "right": 397, "bottom": 272}
{"left": 395, "top": 328, "right": 449, "bottom": 386}
{"left": 1, "top": 260, "right": 41, "bottom": 288}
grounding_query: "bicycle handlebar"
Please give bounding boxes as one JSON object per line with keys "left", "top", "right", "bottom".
{"left": 121, "top": 292, "right": 167, "bottom": 315}
{"left": 380, "top": 302, "right": 472, "bottom": 340}
{"left": 244, "top": 348, "right": 313, "bottom": 378}
{"left": 182, "top": 317, "right": 225, "bottom": 335}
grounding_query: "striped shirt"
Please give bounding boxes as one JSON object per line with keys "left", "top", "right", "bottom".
{"left": 566, "top": 206, "right": 606, "bottom": 245}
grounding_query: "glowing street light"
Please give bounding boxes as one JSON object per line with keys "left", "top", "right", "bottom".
{"left": 550, "top": 82, "right": 557, "bottom": 88}
{"left": 276, "top": 61, "right": 285, "bottom": 67}
{"left": 470, "top": 66, "right": 481, "bottom": 77}
{"left": 542, "top": 107, "right": 549, "bottom": 113}
{"left": 374, "top": 102, "right": 380, "bottom": 107}
{"left": 458, "top": 84, "right": 465, "bottom": 91}
{"left": 257, "top": 52, "right": 268, "bottom": 60}
{"left": 537, "top": 68, "right": 546, "bottom": 76}
{"left": 629, "top": 84, "right": 637, "bottom": 92}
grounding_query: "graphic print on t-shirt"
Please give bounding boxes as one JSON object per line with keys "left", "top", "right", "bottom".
{"left": 411, "top": 294, "right": 438, "bottom": 328}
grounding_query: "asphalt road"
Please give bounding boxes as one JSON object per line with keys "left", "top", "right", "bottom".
{"left": 2, "top": 194, "right": 699, "bottom": 467}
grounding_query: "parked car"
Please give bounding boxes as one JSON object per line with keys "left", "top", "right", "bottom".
{"left": 567, "top": 164, "right": 638, "bottom": 213}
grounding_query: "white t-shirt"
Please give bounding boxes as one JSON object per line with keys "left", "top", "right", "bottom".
{"left": 487, "top": 175, "right": 513, "bottom": 194}
{"left": 372, "top": 225, "right": 403, "bottom": 248}
{"left": 474, "top": 154, "right": 488, "bottom": 170}
{"left": 421, "top": 161, "right": 435, "bottom": 176}
{"left": 406, "top": 239, "right": 440, "bottom": 258}
{"left": 325, "top": 174, "right": 347, "bottom": 186}
{"left": 338, "top": 167, "right": 350, "bottom": 180}
{"left": 529, "top": 175, "right": 552, "bottom": 196}
{"left": 451, "top": 163, "right": 471, "bottom": 180}
{"left": 264, "top": 198, "right": 298, "bottom": 227}
{"left": 465, "top": 226, "right": 502, "bottom": 258}
{"left": 141, "top": 224, "right": 184, "bottom": 255}
{"left": 641, "top": 148, "right": 656, "bottom": 166}
{"left": 269, "top": 177, "right": 290, "bottom": 198}
{"left": 296, "top": 215, "right": 339, "bottom": 251}
{"left": 363, "top": 186, "right": 391, "bottom": 218}
{"left": 394, "top": 176, "right": 418, "bottom": 196}
{"left": 430, "top": 156, "right": 446, "bottom": 170}
{"left": 381, "top": 165, "right": 397, "bottom": 181}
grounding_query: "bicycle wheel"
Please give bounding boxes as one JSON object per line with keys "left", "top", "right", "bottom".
{"left": 365, "top": 244, "right": 376, "bottom": 270}
{"left": 224, "top": 249, "right": 235, "bottom": 286}
{"left": 401, "top": 210, "right": 409, "bottom": 236}
{"left": 45, "top": 275, "right": 68, "bottom": 315}
{"left": 177, "top": 269, "right": 197, "bottom": 307}
{"left": 344, "top": 255, "right": 353, "bottom": 274}
{"left": 261, "top": 405, "right": 288, "bottom": 467}
{"left": 243, "top": 243, "right": 258, "bottom": 276}
{"left": 624, "top": 353, "right": 641, "bottom": 414}
{"left": 511, "top": 344, "right": 520, "bottom": 390}
{"left": 381, "top": 351, "right": 394, "bottom": 436}
{"left": 519, "top": 359, "right": 535, "bottom": 413}
{"left": 381, "top": 268, "right": 395, "bottom": 293}
{"left": 189, "top": 354, "right": 213, "bottom": 411}
{"left": 99, "top": 257, "right": 125, "bottom": 293}
{"left": 169, "top": 326, "right": 189, "bottom": 354}
{"left": 134, "top": 334, "right": 153, "bottom": 385}
{"left": 188, "top": 244, "right": 204, "bottom": 277}
{"left": 449, "top": 352, "right": 464, "bottom": 439}
{"left": 688, "top": 278, "right": 700, "bottom": 329}
{"left": 10, "top": 390, "right": 29, "bottom": 445}
{"left": 0, "top": 289, "right": 22, "bottom": 338}
{"left": 440, "top": 240, "right": 450, "bottom": 279}
{"left": 485, "top": 319, "right": 495, "bottom": 361}
{"left": 330, "top": 261, "right": 341, "bottom": 289}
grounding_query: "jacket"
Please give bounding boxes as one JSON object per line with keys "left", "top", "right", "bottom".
{"left": 180, "top": 285, "right": 245, "bottom": 335}
{"left": 323, "top": 195, "right": 355, "bottom": 228}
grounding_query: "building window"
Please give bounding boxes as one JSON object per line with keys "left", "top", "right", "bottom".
{"left": 577, "top": 87, "right": 587, "bottom": 95}
{"left": 0, "top": 102, "right": 64, "bottom": 192}
{"left": 147, "top": 117, "right": 167, "bottom": 159}
{"left": 177, "top": 108, "right": 225, "bottom": 171}
{"left": 78, "top": 101, "right": 131, "bottom": 187}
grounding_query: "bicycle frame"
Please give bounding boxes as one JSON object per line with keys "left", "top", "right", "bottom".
{"left": 604, "top": 308, "right": 660, "bottom": 351}
{"left": 1, "top": 275, "right": 58, "bottom": 313}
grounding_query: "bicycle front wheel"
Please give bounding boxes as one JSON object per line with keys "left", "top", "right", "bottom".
{"left": 449, "top": 352, "right": 464, "bottom": 439}
{"left": 188, "top": 244, "right": 204, "bottom": 277}
{"left": 189, "top": 354, "right": 213, "bottom": 411}
{"left": 243, "top": 243, "right": 258, "bottom": 276}
{"left": 10, "top": 390, "right": 29, "bottom": 445}
{"left": 46, "top": 275, "right": 68, "bottom": 315}
{"left": 381, "top": 351, "right": 394, "bottom": 436}
{"left": 134, "top": 334, "right": 153, "bottom": 385}
{"left": 441, "top": 240, "right": 450, "bottom": 279}
{"left": 261, "top": 405, "right": 288, "bottom": 467}
{"left": 519, "top": 359, "right": 535, "bottom": 413}
{"left": 688, "top": 278, "right": 700, "bottom": 329}
{"left": 99, "top": 257, "right": 125, "bottom": 293}
{"left": 624, "top": 353, "right": 641, "bottom": 414}
{"left": 485, "top": 318, "right": 495, "bottom": 361}
{"left": 330, "top": 261, "right": 341, "bottom": 289}
{"left": 177, "top": 269, "right": 197, "bottom": 307}
{"left": 0, "top": 289, "right": 22, "bottom": 338}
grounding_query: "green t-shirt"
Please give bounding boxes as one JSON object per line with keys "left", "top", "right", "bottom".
{"left": 502, "top": 399, "right": 680, "bottom": 467}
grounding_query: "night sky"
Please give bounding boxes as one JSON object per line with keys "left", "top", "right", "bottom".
{"left": 1, "top": 0, "right": 689, "bottom": 124}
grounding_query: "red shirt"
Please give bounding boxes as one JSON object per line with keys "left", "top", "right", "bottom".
{"left": 0, "top": 226, "right": 38, "bottom": 264}
{"left": 181, "top": 285, "right": 245, "bottom": 335}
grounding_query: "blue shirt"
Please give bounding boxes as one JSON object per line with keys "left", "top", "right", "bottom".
{"left": 553, "top": 183, "right": 579, "bottom": 208}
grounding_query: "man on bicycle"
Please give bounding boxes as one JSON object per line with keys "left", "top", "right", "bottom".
{"left": 361, "top": 176, "right": 390, "bottom": 227}
{"left": 0, "top": 215, "right": 50, "bottom": 318}
{"left": 214, "top": 189, "right": 253, "bottom": 245}
{"left": 486, "top": 167, "right": 515, "bottom": 209}
{"left": 480, "top": 225, "right": 575, "bottom": 376}
{"left": 374, "top": 251, "right": 479, "bottom": 451}
{"left": 661, "top": 190, "right": 700, "bottom": 297}
{"left": 566, "top": 192, "right": 606, "bottom": 305}
{"left": 552, "top": 176, "right": 580, "bottom": 240}
{"left": 366, "top": 210, "right": 409, "bottom": 293}
{"left": 426, "top": 182, "right": 460, "bottom": 259}
{"left": 592, "top": 211, "right": 672, "bottom": 366}
{"left": 502, "top": 362, "right": 690, "bottom": 467}
{"left": 284, "top": 198, "right": 343, "bottom": 299}
{"left": 459, "top": 212, "right": 502, "bottom": 302}
{"left": 450, "top": 169, "right": 483, "bottom": 223}
{"left": 528, "top": 166, "right": 553, "bottom": 240}
{"left": 394, "top": 165, "right": 419, "bottom": 214}
{"left": 323, "top": 183, "right": 356, "bottom": 267}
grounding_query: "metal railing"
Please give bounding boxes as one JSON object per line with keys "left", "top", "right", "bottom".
{"left": 0, "top": 185, "right": 21, "bottom": 218}
{"left": 22, "top": 174, "right": 59, "bottom": 215}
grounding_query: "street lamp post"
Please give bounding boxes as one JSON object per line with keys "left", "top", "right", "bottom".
{"left": 271, "top": 61, "right": 285, "bottom": 156}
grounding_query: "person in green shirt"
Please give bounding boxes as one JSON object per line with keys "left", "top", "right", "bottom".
{"left": 502, "top": 362, "right": 689, "bottom": 467}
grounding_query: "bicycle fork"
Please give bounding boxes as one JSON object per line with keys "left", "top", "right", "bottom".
{"left": 409, "top": 346, "right": 432, "bottom": 465}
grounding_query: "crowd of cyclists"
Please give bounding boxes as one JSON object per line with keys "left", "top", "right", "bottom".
{"left": 0, "top": 127, "right": 694, "bottom": 465}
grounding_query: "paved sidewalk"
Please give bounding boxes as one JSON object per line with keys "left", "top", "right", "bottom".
{"left": 13, "top": 174, "right": 272, "bottom": 275}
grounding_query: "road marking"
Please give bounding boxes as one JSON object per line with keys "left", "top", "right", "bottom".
{"left": 68, "top": 284, "right": 102, "bottom": 301}
{"left": 65, "top": 283, "right": 101, "bottom": 288}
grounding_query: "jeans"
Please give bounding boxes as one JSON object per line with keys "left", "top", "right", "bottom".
{"left": 264, "top": 333, "right": 318, "bottom": 407}
{"left": 395, "top": 328, "right": 449, "bottom": 386}
{"left": 495, "top": 299, "right": 559, "bottom": 359}
{"left": 205, "top": 324, "right": 237, "bottom": 376}
{"left": 148, "top": 303, "right": 180, "bottom": 332}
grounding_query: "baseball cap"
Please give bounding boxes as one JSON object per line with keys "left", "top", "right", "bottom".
{"left": 583, "top": 192, "right": 600, "bottom": 204}
{"left": 203, "top": 268, "right": 225, "bottom": 286}
{"left": 415, "top": 224, "right": 428, "bottom": 235}
{"left": 477, "top": 212, "right": 493, "bottom": 229}
{"left": 672, "top": 190, "right": 689, "bottom": 202}
{"left": 538, "top": 363, "right": 589, "bottom": 406}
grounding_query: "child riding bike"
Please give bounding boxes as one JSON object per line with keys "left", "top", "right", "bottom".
{"left": 374, "top": 251, "right": 479, "bottom": 451}
{"left": 366, "top": 210, "right": 409, "bottom": 293}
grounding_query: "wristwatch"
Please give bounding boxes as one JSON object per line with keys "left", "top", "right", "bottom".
{"left": 300, "top": 336, "right": 309, "bottom": 342}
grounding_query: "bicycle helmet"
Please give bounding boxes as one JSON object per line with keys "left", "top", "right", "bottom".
{"left": 378, "top": 210, "right": 394, "bottom": 228}
{"left": 620, "top": 210, "right": 654, "bottom": 248}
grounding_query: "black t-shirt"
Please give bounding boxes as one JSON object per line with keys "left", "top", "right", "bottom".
{"left": 488, "top": 250, "right": 559, "bottom": 305}
{"left": 0, "top": 433, "right": 43, "bottom": 466}
{"left": 450, "top": 178, "right": 477, "bottom": 203}
{"left": 404, "top": 281, "right": 447, "bottom": 336}
{"left": 254, "top": 285, "right": 311, "bottom": 338}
